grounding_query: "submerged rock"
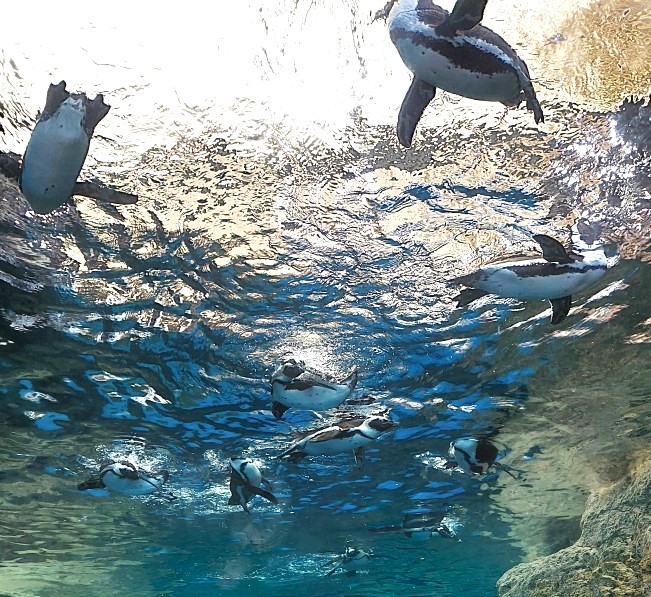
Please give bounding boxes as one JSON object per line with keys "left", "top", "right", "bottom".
{"left": 497, "top": 459, "right": 651, "bottom": 596}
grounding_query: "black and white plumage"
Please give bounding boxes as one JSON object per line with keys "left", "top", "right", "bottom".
{"left": 78, "top": 460, "right": 175, "bottom": 500}
{"left": 270, "top": 358, "right": 358, "bottom": 420}
{"left": 448, "top": 437, "right": 516, "bottom": 479}
{"left": 401, "top": 512, "right": 455, "bottom": 540}
{"left": 324, "top": 546, "right": 373, "bottom": 576}
{"left": 381, "top": 0, "right": 543, "bottom": 147}
{"left": 228, "top": 458, "right": 278, "bottom": 514}
{"left": 450, "top": 231, "right": 608, "bottom": 324}
{"left": 20, "top": 81, "right": 110, "bottom": 214}
{"left": 278, "top": 415, "right": 395, "bottom": 463}
{"left": 369, "top": 512, "right": 455, "bottom": 541}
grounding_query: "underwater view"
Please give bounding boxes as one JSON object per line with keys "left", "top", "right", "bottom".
{"left": 1, "top": 0, "right": 651, "bottom": 595}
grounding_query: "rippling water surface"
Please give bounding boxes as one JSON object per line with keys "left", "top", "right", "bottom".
{"left": 1, "top": 0, "right": 651, "bottom": 595}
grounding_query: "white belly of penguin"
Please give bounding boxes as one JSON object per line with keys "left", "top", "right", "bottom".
{"left": 394, "top": 37, "right": 522, "bottom": 103}
{"left": 303, "top": 433, "right": 374, "bottom": 455}
{"left": 102, "top": 474, "right": 162, "bottom": 496}
{"left": 275, "top": 386, "right": 349, "bottom": 409}
{"left": 476, "top": 264, "right": 606, "bottom": 300}
{"left": 21, "top": 101, "right": 89, "bottom": 206}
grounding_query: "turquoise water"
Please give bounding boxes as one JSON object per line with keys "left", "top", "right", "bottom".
{"left": 1, "top": 1, "right": 651, "bottom": 596}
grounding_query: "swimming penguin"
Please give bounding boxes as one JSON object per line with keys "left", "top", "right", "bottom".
{"left": 270, "top": 359, "right": 358, "bottom": 420}
{"left": 278, "top": 415, "right": 395, "bottom": 464}
{"left": 381, "top": 0, "right": 543, "bottom": 147}
{"left": 77, "top": 460, "right": 176, "bottom": 500}
{"left": 450, "top": 231, "right": 608, "bottom": 324}
{"left": 324, "top": 546, "right": 373, "bottom": 576}
{"left": 369, "top": 512, "right": 455, "bottom": 540}
{"left": 20, "top": 80, "right": 110, "bottom": 214}
{"left": 447, "top": 437, "right": 517, "bottom": 479}
{"left": 228, "top": 457, "right": 279, "bottom": 514}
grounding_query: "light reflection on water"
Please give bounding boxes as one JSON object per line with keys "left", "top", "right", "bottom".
{"left": 1, "top": 0, "right": 651, "bottom": 595}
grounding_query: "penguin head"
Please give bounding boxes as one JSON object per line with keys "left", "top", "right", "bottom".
{"left": 365, "top": 415, "right": 395, "bottom": 434}
{"left": 271, "top": 358, "right": 306, "bottom": 383}
{"left": 450, "top": 437, "right": 498, "bottom": 474}
{"left": 100, "top": 461, "right": 139, "bottom": 481}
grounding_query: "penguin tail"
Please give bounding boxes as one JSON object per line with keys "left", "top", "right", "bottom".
{"left": 78, "top": 477, "right": 105, "bottom": 491}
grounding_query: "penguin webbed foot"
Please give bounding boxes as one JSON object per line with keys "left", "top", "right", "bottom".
{"left": 271, "top": 401, "right": 290, "bottom": 420}
{"left": 373, "top": 0, "right": 396, "bottom": 21}
{"left": 549, "top": 296, "right": 572, "bottom": 325}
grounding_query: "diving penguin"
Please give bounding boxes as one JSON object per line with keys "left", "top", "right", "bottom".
{"left": 450, "top": 232, "right": 608, "bottom": 324}
{"left": 447, "top": 437, "right": 517, "bottom": 479}
{"left": 323, "top": 546, "right": 373, "bottom": 576}
{"left": 270, "top": 358, "right": 358, "bottom": 420}
{"left": 20, "top": 80, "right": 110, "bottom": 213}
{"left": 228, "top": 458, "right": 279, "bottom": 514}
{"left": 78, "top": 460, "right": 176, "bottom": 500}
{"left": 380, "top": 0, "right": 544, "bottom": 147}
{"left": 278, "top": 415, "right": 395, "bottom": 464}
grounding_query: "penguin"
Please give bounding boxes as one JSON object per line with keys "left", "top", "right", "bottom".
{"left": 270, "top": 358, "right": 358, "bottom": 420}
{"left": 324, "top": 546, "right": 373, "bottom": 576}
{"left": 380, "top": 0, "right": 543, "bottom": 147}
{"left": 78, "top": 460, "right": 175, "bottom": 500}
{"left": 19, "top": 80, "right": 110, "bottom": 214}
{"left": 278, "top": 415, "right": 395, "bottom": 464}
{"left": 228, "top": 458, "right": 278, "bottom": 514}
{"left": 401, "top": 512, "right": 455, "bottom": 540}
{"left": 369, "top": 512, "right": 455, "bottom": 541}
{"left": 450, "top": 231, "right": 608, "bottom": 324}
{"left": 447, "top": 437, "right": 517, "bottom": 479}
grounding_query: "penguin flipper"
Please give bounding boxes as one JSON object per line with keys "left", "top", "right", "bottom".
{"left": 549, "top": 296, "right": 571, "bottom": 324}
{"left": 397, "top": 77, "right": 437, "bottom": 148}
{"left": 453, "top": 287, "right": 488, "bottom": 307}
{"left": 440, "top": 0, "right": 487, "bottom": 33}
{"left": 250, "top": 485, "right": 279, "bottom": 505}
{"left": 271, "top": 400, "right": 289, "bottom": 420}
{"left": 533, "top": 235, "right": 573, "bottom": 264}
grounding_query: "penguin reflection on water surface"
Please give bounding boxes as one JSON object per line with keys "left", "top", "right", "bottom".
{"left": 448, "top": 437, "right": 517, "bottom": 479}
{"left": 228, "top": 458, "right": 278, "bottom": 514}
{"left": 378, "top": 0, "right": 543, "bottom": 147}
{"left": 78, "top": 461, "right": 176, "bottom": 500}
{"left": 278, "top": 415, "right": 395, "bottom": 464}
{"left": 20, "top": 81, "right": 110, "bottom": 214}
{"left": 270, "top": 358, "right": 358, "bottom": 420}
{"left": 450, "top": 232, "right": 608, "bottom": 324}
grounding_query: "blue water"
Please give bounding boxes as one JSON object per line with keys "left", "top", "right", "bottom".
{"left": 1, "top": 1, "right": 651, "bottom": 596}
